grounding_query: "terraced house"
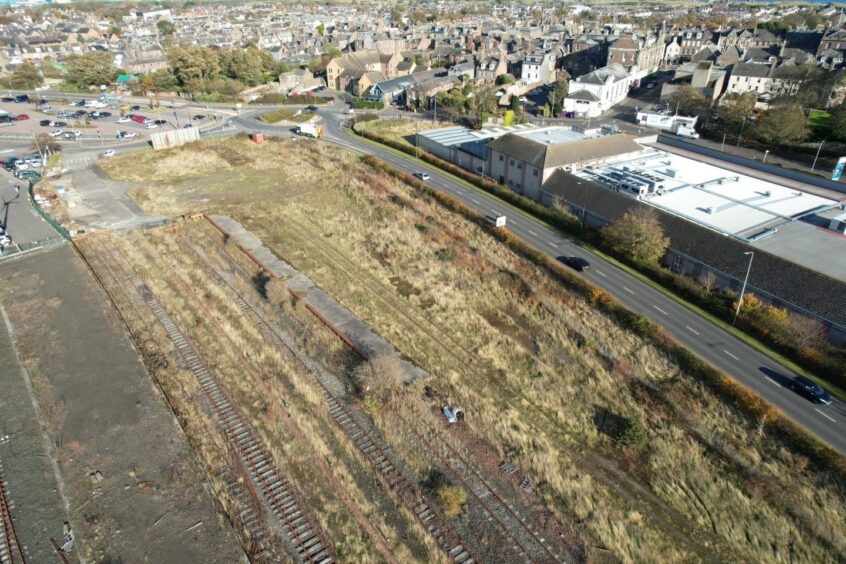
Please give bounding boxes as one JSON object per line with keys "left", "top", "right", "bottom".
{"left": 325, "top": 49, "right": 404, "bottom": 93}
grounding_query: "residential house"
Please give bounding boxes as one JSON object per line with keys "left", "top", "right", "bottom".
{"left": 520, "top": 52, "right": 555, "bottom": 84}
{"left": 325, "top": 49, "right": 403, "bottom": 91}
{"left": 660, "top": 60, "right": 728, "bottom": 104}
{"left": 563, "top": 63, "right": 636, "bottom": 117}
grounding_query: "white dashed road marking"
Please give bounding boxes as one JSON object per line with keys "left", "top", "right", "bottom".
{"left": 815, "top": 408, "right": 836, "bottom": 423}
{"left": 765, "top": 376, "right": 780, "bottom": 386}
{"left": 623, "top": 286, "right": 635, "bottom": 295}
{"left": 724, "top": 350, "right": 739, "bottom": 361}
{"left": 686, "top": 326, "right": 700, "bottom": 336}
{"left": 528, "top": 230, "right": 537, "bottom": 237}
{"left": 653, "top": 305, "right": 668, "bottom": 315}
{"left": 595, "top": 270, "right": 607, "bottom": 278}
{"left": 549, "top": 241, "right": 558, "bottom": 248}
{"left": 472, "top": 198, "right": 480, "bottom": 204}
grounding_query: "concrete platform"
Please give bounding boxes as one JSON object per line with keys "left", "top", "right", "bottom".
{"left": 209, "top": 215, "right": 428, "bottom": 382}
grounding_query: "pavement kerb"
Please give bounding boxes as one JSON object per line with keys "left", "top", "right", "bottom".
{"left": 347, "top": 128, "right": 842, "bottom": 400}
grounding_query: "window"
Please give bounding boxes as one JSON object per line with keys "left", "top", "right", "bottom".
{"left": 671, "top": 255, "right": 682, "bottom": 272}
{"left": 533, "top": 169, "right": 538, "bottom": 177}
{"left": 499, "top": 154, "right": 504, "bottom": 162}
{"left": 510, "top": 159, "right": 515, "bottom": 166}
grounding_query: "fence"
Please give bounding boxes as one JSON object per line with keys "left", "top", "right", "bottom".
{"left": 27, "top": 180, "right": 70, "bottom": 240}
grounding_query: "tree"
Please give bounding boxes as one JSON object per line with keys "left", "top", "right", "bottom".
{"left": 750, "top": 104, "right": 809, "bottom": 146}
{"left": 167, "top": 45, "right": 221, "bottom": 90}
{"left": 315, "top": 23, "right": 325, "bottom": 36}
{"left": 495, "top": 74, "right": 514, "bottom": 85}
{"left": 11, "top": 61, "right": 43, "bottom": 89}
{"left": 273, "top": 61, "right": 290, "bottom": 76}
{"left": 668, "top": 85, "right": 708, "bottom": 116}
{"left": 601, "top": 207, "right": 670, "bottom": 265}
{"left": 219, "top": 46, "right": 265, "bottom": 86}
{"left": 716, "top": 92, "right": 756, "bottom": 132}
{"left": 157, "top": 19, "right": 175, "bottom": 36}
{"left": 827, "top": 104, "right": 846, "bottom": 142}
{"left": 151, "top": 68, "right": 178, "bottom": 93}
{"left": 324, "top": 45, "right": 342, "bottom": 59}
{"left": 550, "top": 76, "right": 569, "bottom": 115}
{"left": 40, "top": 56, "right": 63, "bottom": 79}
{"left": 66, "top": 51, "right": 116, "bottom": 88}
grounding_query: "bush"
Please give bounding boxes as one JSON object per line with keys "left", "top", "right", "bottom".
{"left": 616, "top": 417, "right": 647, "bottom": 448}
{"left": 361, "top": 394, "right": 381, "bottom": 417}
{"left": 351, "top": 97, "right": 384, "bottom": 110}
{"left": 435, "top": 247, "right": 454, "bottom": 261}
{"left": 436, "top": 484, "right": 467, "bottom": 517}
{"left": 284, "top": 94, "right": 329, "bottom": 105}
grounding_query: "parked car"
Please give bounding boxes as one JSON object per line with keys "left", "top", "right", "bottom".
{"left": 790, "top": 376, "right": 832, "bottom": 405}
{"left": 131, "top": 115, "right": 147, "bottom": 123}
{"left": 69, "top": 100, "right": 85, "bottom": 107}
{"left": 102, "top": 149, "right": 116, "bottom": 158}
{"left": 39, "top": 119, "right": 52, "bottom": 126}
{"left": 152, "top": 119, "right": 167, "bottom": 125}
{"left": 145, "top": 122, "right": 158, "bottom": 129}
{"left": 130, "top": 105, "right": 141, "bottom": 111}
{"left": 97, "top": 111, "right": 112, "bottom": 118}
{"left": 117, "top": 116, "right": 131, "bottom": 123}
{"left": 413, "top": 171, "right": 430, "bottom": 181}
{"left": 1, "top": 157, "right": 17, "bottom": 171}
{"left": 559, "top": 256, "right": 591, "bottom": 271}
{"left": 116, "top": 131, "right": 137, "bottom": 139}
{"left": 1, "top": 97, "right": 14, "bottom": 103}
{"left": 15, "top": 169, "right": 40, "bottom": 180}
{"left": 12, "top": 114, "right": 29, "bottom": 121}
{"left": 50, "top": 121, "right": 67, "bottom": 127}
{"left": 14, "top": 94, "right": 29, "bottom": 103}
{"left": 49, "top": 129, "right": 64, "bottom": 137}
{"left": 192, "top": 114, "right": 206, "bottom": 120}
{"left": 36, "top": 98, "right": 48, "bottom": 105}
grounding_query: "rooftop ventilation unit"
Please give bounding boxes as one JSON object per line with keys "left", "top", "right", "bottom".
{"left": 756, "top": 190, "right": 771, "bottom": 197}
{"left": 704, "top": 207, "right": 715, "bottom": 214}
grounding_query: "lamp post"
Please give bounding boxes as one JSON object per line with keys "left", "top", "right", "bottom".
{"left": 762, "top": 149, "right": 769, "bottom": 163}
{"left": 736, "top": 117, "right": 749, "bottom": 148}
{"left": 811, "top": 140, "right": 825, "bottom": 172}
{"left": 732, "top": 251, "right": 754, "bottom": 326}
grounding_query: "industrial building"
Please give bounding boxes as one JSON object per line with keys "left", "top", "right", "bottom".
{"left": 415, "top": 123, "right": 540, "bottom": 174}
{"left": 542, "top": 147, "right": 846, "bottom": 342}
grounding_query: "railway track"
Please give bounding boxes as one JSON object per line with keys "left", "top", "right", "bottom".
{"left": 180, "top": 235, "right": 478, "bottom": 564}
{"left": 81, "top": 237, "right": 333, "bottom": 564}
{"left": 0, "top": 458, "right": 25, "bottom": 564}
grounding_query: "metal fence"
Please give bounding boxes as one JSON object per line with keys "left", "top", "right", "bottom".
{"left": 27, "top": 180, "right": 70, "bottom": 240}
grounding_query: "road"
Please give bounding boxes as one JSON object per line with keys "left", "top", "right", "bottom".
{"left": 11, "top": 100, "right": 846, "bottom": 453}
{"left": 301, "top": 108, "right": 846, "bottom": 454}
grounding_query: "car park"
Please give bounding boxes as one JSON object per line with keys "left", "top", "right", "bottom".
{"left": 790, "top": 376, "right": 832, "bottom": 405}
{"left": 559, "top": 256, "right": 591, "bottom": 271}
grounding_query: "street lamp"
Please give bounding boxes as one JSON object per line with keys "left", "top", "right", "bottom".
{"left": 732, "top": 251, "right": 755, "bottom": 326}
{"left": 762, "top": 149, "right": 769, "bottom": 163}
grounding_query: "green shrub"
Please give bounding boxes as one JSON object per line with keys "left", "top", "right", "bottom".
{"left": 249, "top": 92, "right": 287, "bottom": 104}
{"left": 435, "top": 247, "right": 455, "bottom": 261}
{"left": 351, "top": 97, "right": 384, "bottom": 110}
{"left": 616, "top": 417, "right": 647, "bottom": 448}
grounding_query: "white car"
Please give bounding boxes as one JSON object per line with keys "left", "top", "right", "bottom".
{"left": 67, "top": 130, "right": 81, "bottom": 138}
{"left": 145, "top": 122, "right": 158, "bottom": 129}
{"left": 116, "top": 131, "right": 137, "bottom": 139}
{"left": 49, "top": 129, "right": 64, "bottom": 137}
{"left": 102, "top": 149, "right": 116, "bottom": 158}
{"left": 117, "top": 116, "right": 130, "bottom": 123}
{"left": 518, "top": 96, "right": 527, "bottom": 102}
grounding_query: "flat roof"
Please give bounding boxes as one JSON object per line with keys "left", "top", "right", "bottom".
{"left": 577, "top": 150, "right": 838, "bottom": 238}
{"left": 514, "top": 125, "right": 593, "bottom": 145}
{"left": 418, "top": 123, "right": 538, "bottom": 147}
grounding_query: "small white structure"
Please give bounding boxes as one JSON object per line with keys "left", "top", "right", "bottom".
{"left": 636, "top": 110, "right": 698, "bottom": 133}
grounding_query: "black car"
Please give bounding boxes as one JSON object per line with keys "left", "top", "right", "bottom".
{"left": 192, "top": 114, "right": 206, "bottom": 120}
{"left": 1, "top": 97, "right": 14, "bottom": 103}
{"left": 559, "top": 256, "right": 591, "bottom": 271}
{"left": 131, "top": 105, "right": 141, "bottom": 111}
{"left": 98, "top": 111, "right": 112, "bottom": 118}
{"left": 14, "top": 94, "right": 29, "bottom": 103}
{"left": 69, "top": 100, "right": 85, "bottom": 107}
{"left": 153, "top": 119, "right": 168, "bottom": 125}
{"left": 790, "top": 376, "right": 832, "bottom": 405}
{"left": 2, "top": 157, "right": 17, "bottom": 171}
{"left": 40, "top": 119, "right": 52, "bottom": 126}
{"left": 306, "top": 105, "right": 319, "bottom": 111}
{"left": 51, "top": 121, "right": 67, "bottom": 127}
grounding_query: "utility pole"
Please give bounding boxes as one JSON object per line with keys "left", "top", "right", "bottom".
{"left": 721, "top": 132, "right": 726, "bottom": 152}
{"left": 732, "top": 251, "right": 754, "bottom": 326}
{"left": 811, "top": 140, "right": 825, "bottom": 172}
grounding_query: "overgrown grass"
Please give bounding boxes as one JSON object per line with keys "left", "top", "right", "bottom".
{"left": 258, "top": 108, "right": 315, "bottom": 124}
{"left": 807, "top": 109, "right": 831, "bottom": 129}
{"left": 104, "top": 137, "right": 846, "bottom": 563}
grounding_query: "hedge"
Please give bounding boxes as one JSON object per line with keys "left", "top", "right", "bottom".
{"left": 351, "top": 97, "right": 384, "bottom": 110}
{"left": 360, "top": 153, "right": 846, "bottom": 478}
{"left": 354, "top": 124, "right": 846, "bottom": 394}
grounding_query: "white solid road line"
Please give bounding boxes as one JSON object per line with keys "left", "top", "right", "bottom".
{"left": 686, "top": 326, "right": 700, "bottom": 336}
{"left": 724, "top": 350, "right": 740, "bottom": 361}
{"left": 653, "top": 305, "right": 668, "bottom": 315}
{"left": 765, "top": 376, "right": 780, "bottom": 386}
{"left": 815, "top": 408, "right": 837, "bottom": 423}
{"left": 623, "top": 286, "right": 635, "bottom": 295}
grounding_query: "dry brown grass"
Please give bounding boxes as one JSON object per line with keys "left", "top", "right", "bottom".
{"left": 102, "top": 137, "right": 846, "bottom": 563}
{"left": 354, "top": 118, "right": 445, "bottom": 148}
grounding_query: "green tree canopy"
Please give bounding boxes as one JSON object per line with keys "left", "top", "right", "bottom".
{"left": 668, "top": 85, "right": 709, "bottom": 117}
{"left": 716, "top": 92, "right": 756, "bottom": 132}
{"left": 11, "top": 61, "right": 43, "bottom": 88}
{"left": 550, "top": 75, "right": 569, "bottom": 115}
{"left": 66, "top": 51, "right": 116, "bottom": 87}
{"left": 601, "top": 207, "right": 670, "bottom": 265}
{"left": 495, "top": 74, "right": 514, "bottom": 85}
{"left": 167, "top": 45, "right": 221, "bottom": 91}
{"left": 826, "top": 104, "right": 846, "bottom": 142}
{"left": 750, "top": 104, "right": 810, "bottom": 146}
{"left": 157, "top": 19, "right": 175, "bottom": 35}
